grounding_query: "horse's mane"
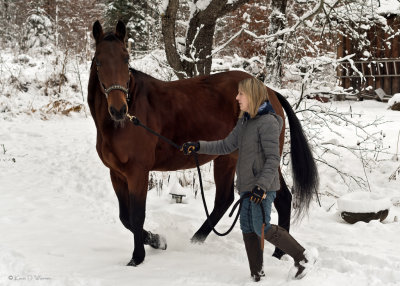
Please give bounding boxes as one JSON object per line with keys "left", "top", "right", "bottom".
{"left": 103, "top": 32, "right": 120, "bottom": 42}
{"left": 129, "top": 68, "right": 161, "bottom": 82}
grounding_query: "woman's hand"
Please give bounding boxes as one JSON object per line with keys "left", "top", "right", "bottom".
{"left": 250, "top": 186, "right": 266, "bottom": 205}
{"left": 181, "top": 142, "right": 200, "bottom": 155}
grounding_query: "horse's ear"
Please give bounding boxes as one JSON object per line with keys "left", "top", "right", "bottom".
{"left": 115, "top": 20, "right": 126, "bottom": 42}
{"left": 93, "top": 20, "right": 103, "bottom": 44}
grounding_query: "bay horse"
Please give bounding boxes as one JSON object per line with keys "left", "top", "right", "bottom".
{"left": 88, "top": 20, "right": 319, "bottom": 266}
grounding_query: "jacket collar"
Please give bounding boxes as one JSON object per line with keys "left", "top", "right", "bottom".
{"left": 243, "top": 101, "right": 275, "bottom": 121}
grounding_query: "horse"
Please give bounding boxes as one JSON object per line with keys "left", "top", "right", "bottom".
{"left": 88, "top": 20, "right": 319, "bottom": 267}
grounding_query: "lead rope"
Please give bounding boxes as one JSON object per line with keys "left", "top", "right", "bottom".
{"left": 126, "top": 114, "right": 263, "bottom": 237}
{"left": 260, "top": 203, "right": 266, "bottom": 250}
{"left": 126, "top": 114, "right": 181, "bottom": 149}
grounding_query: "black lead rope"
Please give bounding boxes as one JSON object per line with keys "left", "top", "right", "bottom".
{"left": 127, "top": 114, "right": 265, "bottom": 237}
{"left": 127, "top": 114, "right": 181, "bottom": 150}
{"left": 193, "top": 152, "right": 243, "bottom": 236}
{"left": 127, "top": 114, "right": 243, "bottom": 235}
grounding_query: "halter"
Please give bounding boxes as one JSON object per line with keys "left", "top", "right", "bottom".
{"left": 93, "top": 57, "right": 132, "bottom": 102}
{"left": 103, "top": 84, "right": 130, "bottom": 100}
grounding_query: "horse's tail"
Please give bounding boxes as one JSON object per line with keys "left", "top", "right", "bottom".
{"left": 276, "top": 92, "right": 319, "bottom": 219}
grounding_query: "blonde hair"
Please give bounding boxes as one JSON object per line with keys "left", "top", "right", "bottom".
{"left": 238, "top": 77, "right": 269, "bottom": 118}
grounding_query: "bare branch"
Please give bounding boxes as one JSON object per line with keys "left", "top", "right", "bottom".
{"left": 241, "top": 0, "right": 325, "bottom": 41}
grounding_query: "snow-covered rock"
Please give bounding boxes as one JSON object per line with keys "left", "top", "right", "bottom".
{"left": 388, "top": 93, "right": 400, "bottom": 109}
{"left": 337, "top": 191, "right": 392, "bottom": 213}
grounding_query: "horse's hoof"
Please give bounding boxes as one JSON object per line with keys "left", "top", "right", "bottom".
{"left": 127, "top": 251, "right": 145, "bottom": 267}
{"left": 190, "top": 234, "right": 207, "bottom": 244}
{"left": 126, "top": 259, "right": 139, "bottom": 267}
{"left": 127, "top": 255, "right": 145, "bottom": 266}
{"left": 158, "top": 235, "right": 167, "bottom": 250}
{"left": 145, "top": 232, "right": 167, "bottom": 250}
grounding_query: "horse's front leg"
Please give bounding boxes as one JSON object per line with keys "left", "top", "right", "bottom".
{"left": 123, "top": 167, "right": 148, "bottom": 266}
{"left": 124, "top": 167, "right": 167, "bottom": 266}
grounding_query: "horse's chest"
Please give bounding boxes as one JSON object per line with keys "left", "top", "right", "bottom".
{"left": 96, "top": 134, "right": 129, "bottom": 172}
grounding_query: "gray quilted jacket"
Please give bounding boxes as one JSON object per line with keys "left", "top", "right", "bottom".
{"left": 198, "top": 111, "right": 283, "bottom": 194}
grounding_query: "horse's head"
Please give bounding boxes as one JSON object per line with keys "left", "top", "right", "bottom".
{"left": 93, "top": 20, "right": 130, "bottom": 122}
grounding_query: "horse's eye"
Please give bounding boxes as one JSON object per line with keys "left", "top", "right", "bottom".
{"left": 124, "top": 57, "right": 129, "bottom": 64}
{"left": 96, "top": 59, "right": 101, "bottom": 66}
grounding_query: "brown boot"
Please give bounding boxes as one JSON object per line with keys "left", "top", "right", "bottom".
{"left": 265, "top": 225, "right": 311, "bottom": 279}
{"left": 243, "top": 232, "right": 264, "bottom": 282}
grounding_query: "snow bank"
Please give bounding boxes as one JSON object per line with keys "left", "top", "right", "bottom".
{"left": 388, "top": 93, "right": 400, "bottom": 106}
{"left": 337, "top": 191, "right": 392, "bottom": 213}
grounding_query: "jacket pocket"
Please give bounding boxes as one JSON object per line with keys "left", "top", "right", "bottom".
{"left": 252, "top": 161, "right": 257, "bottom": 177}
{"left": 252, "top": 157, "right": 263, "bottom": 178}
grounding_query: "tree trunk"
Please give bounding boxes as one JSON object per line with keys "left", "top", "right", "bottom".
{"left": 161, "top": 0, "right": 186, "bottom": 78}
{"left": 183, "top": 17, "right": 216, "bottom": 77}
{"left": 162, "top": 0, "right": 250, "bottom": 79}
{"left": 265, "top": 0, "right": 288, "bottom": 87}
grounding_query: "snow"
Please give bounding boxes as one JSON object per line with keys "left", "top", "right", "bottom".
{"left": 159, "top": 0, "right": 169, "bottom": 15}
{"left": 187, "top": 0, "right": 212, "bottom": 21}
{"left": 195, "top": 0, "right": 212, "bottom": 11}
{"left": 337, "top": 192, "right": 392, "bottom": 213}
{"left": 378, "top": 0, "right": 400, "bottom": 15}
{"left": 167, "top": 173, "right": 188, "bottom": 198}
{"left": 388, "top": 93, "right": 400, "bottom": 106}
{"left": 288, "top": 248, "right": 318, "bottom": 279}
{"left": 1, "top": 50, "right": 400, "bottom": 285}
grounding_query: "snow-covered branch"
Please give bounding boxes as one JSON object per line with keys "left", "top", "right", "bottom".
{"left": 239, "top": 0, "right": 325, "bottom": 41}
{"left": 285, "top": 99, "right": 390, "bottom": 192}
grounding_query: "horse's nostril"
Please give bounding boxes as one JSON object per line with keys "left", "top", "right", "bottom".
{"left": 109, "top": 105, "right": 127, "bottom": 120}
{"left": 121, "top": 104, "right": 127, "bottom": 115}
{"left": 109, "top": 106, "right": 117, "bottom": 117}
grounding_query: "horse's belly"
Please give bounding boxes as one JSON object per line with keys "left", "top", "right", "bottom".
{"left": 152, "top": 154, "right": 218, "bottom": 171}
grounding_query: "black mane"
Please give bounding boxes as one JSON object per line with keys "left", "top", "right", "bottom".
{"left": 103, "top": 32, "right": 119, "bottom": 42}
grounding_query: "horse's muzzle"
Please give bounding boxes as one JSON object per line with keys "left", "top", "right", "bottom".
{"left": 109, "top": 104, "right": 127, "bottom": 121}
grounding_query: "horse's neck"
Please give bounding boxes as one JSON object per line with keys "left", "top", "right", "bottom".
{"left": 131, "top": 69, "right": 160, "bottom": 83}
{"left": 130, "top": 70, "right": 163, "bottom": 103}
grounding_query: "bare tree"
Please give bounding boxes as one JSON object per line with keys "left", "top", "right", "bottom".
{"left": 161, "top": 0, "right": 251, "bottom": 79}
{"left": 265, "top": 0, "right": 288, "bottom": 87}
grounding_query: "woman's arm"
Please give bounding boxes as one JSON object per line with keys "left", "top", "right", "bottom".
{"left": 197, "top": 121, "right": 240, "bottom": 155}
{"left": 256, "top": 116, "right": 281, "bottom": 191}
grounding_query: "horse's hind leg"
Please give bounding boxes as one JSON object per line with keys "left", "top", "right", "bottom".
{"left": 272, "top": 170, "right": 292, "bottom": 259}
{"left": 192, "top": 155, "right": 236, "bottom": 242}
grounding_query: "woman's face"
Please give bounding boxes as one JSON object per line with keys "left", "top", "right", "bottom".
{"left": 236, "top": 89, "right": 249, "bottom": 112}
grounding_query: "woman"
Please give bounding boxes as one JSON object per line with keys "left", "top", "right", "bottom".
{"left": 182, "top": 77, "right": 315, "bottom": 282}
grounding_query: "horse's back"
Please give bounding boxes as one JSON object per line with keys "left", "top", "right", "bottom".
{"left": 162, "top": 70, "right": 251, "bottom": 99}
{"left": 151, "top": 70, "right": 250, "bottom": 129}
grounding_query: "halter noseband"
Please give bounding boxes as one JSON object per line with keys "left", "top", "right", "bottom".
{"left": 103, "top": 84, "right": 130, "bottom": 100}
{"left": 93, "top": 57, "right": 132, "bottom": 102}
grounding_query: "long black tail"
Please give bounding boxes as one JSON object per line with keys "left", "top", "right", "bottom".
{"left": 276, "top": 92, "right": 319, "bottom": 219}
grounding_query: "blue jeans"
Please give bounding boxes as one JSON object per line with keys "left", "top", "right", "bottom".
{"left": 240, "top": 191, "right": 276, "bottom": 237}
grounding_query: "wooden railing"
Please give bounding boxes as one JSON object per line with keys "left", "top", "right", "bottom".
{"left": 337, "top": 58, "right": 400, "bottom": 78}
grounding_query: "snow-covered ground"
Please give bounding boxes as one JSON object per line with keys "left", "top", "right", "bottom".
{"left": 1, "top": 51, "right": 400, "bottom": 285}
